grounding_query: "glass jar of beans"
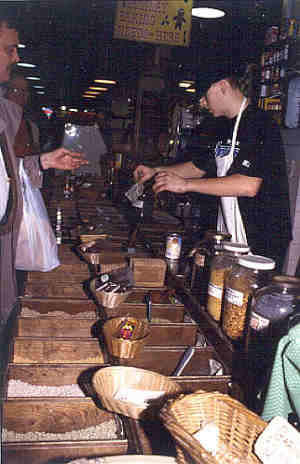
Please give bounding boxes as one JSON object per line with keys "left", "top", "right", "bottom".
{"left": 222, "top": 255, "right": 275, "bottom": 345}
{"left": 206, "top": 242, "right": 250, "bottom": 322}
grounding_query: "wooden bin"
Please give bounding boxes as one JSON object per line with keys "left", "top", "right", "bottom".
{"left": 2, "top": 398, "right": 128, "bottom": 464}
{"left": 9, "top": 337, "right": 108, "bottom": 364}
{"left": 130, "top": 258, "right": 167, "bottom": 288}
{"left": 19, "top": 297, "right": 98, "bottom": 318}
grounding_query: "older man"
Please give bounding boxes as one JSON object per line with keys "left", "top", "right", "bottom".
{"left": 134, "top": 64, "right": 292, "bottom": 272}
{"left": 0, "top": 10, "right": 87, "bottom": 327}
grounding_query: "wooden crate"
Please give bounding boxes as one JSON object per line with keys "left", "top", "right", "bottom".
{"left": 10, "top": 337, "right": 107, "bottom": 364}
{"left": 130, "top": 258, "right": 167, "bottom": 288}
{"left": 102, "top": 304, "right": 185, "bottom": 323}
{"left": 2, "top": 398, "right": 128, "bottom": 464}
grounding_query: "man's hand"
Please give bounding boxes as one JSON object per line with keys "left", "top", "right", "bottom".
{"left": 133, "top": 164, "right": 156, "bottom": 183}
{"left": 153, "top": 171, "right": 188, "bottom": 194}
{"left": 40, "top": 148, "right": 89, "bottom": 171}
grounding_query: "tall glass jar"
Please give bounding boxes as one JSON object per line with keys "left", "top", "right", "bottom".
{"left": 207, "top": 242, "right": 250, "bottom": 322}
{"left": 222, "top": 255, "right": 275, "bottom": 344}
{"left": 246, "top": 275, "right": 300, "bottom": 411}
{"left": 190, "top": 231, "right": 231, "bottom": 306}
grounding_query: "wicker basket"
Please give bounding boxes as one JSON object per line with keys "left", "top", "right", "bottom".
{"left": 90, "top": 278, "right": 132, "bottom": 309}
{"left": 92, "top": 366, "right": 182, "bottom": 420}
{"left": 160, "top": 391, "right": 267, "bottom": 464}
{"left": 103, "top": 316, "right": 150, "bottom": 359}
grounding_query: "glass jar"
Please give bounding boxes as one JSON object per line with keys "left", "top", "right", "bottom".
{"left": 222, "top": 255, "right": 275, "bottom": 343}
{"left": 207, "top": 242, "right": 250, "bottom": 322}
{"left": 190, "top": 231, "right": 231, "bottom": 306}
{"left": 246, "top": 275, "right": 300, "bottom": 412}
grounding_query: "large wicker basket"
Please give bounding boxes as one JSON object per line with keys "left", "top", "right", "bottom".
{"left": 92, "top": 366, "right": 182, "bottom": 420}
{"left": 102, "top": 316, "right": 150, "bottom": 359}
{"left": 160, "top": 391, "right": 267, "bottom": 464}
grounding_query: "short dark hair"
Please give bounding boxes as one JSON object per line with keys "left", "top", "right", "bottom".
{"left": 0, "top": 6, "right": 19, "bottom": 31}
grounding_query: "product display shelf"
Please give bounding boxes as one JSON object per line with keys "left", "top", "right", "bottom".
{"left": 1, "top": 196, "right": 238, "bottom": 462}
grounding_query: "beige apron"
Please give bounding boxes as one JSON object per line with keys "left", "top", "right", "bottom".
{"left": 216, "top": 97, "right": 248, "bottom": 244}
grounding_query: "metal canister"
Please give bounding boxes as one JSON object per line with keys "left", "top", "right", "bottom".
{"left": 165, "top": 233, "right": 182, "bottom": 260}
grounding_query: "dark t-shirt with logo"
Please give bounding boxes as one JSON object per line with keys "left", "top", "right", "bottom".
{"left": 192, "top": 105, "right": 292, "bottom": 270}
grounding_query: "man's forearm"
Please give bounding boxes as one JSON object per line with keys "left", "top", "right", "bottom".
{"left": 154, "top": 161, "right": 205, "bottom": 178}
{"left": 185, "top": 174, "right": 262, "bottom": 197}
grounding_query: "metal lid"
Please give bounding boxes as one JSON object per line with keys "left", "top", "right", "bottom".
{"left": 271, "top": 275, "right": 300, "bottom": 289}
{"left": 238, "top": 255, "right": 276, "bottom": 270}
{"left": 223, "top": 241, "right": 250, "bottom": 253}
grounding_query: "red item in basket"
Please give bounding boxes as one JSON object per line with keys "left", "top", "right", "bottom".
{"left": 117, "top": 320, "right": 136, "bottom": 340}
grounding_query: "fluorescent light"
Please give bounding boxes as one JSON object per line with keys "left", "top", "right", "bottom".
{"left": 69, "top": 108, "right": 78, "bottom": 112}
{"left": 60, "top": 106, "right": 67, "bottom": 111}
{"left": 83, "top": 95, "right": 96, "bottom": 98}
{"left": 89, "top": 86, "right": 108, "bottom": 91}
{"left": 26, "top": 76, "right": 40, "bottom": 81}
{"left": 18, "top": 44, "right": 26, "bottom": 49}
{"left": 94, "top": 79, "right": 116, "bottom": 84}
{"left": 33, "top": 85, "right": 44, "bottom": 89}
{"left": 84, "top": 91, "right": 99, "bottom": 95}
{"left": 186, "top": 88, "right": 196, "bottom": 93}
{"left": 17, "top": 62, "right": 36, "bottom": 68}
{"left": 192, "top": 7, "right": 225, "bottom": 18}
{"left": 36, "top": 91, "right": 45, "bottom": 94}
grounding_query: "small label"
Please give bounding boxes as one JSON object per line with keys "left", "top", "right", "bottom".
{"left": 225, "top": 287, "right": 244, "bottom": 307}
{"left": 195, "top": 253, "right": 205, "bottom": 267}
{"left": 208, "top": 283, "right": 223, "bottom": 300}
{"left": 250, "top": 311, "right": 270, "bottom": 331}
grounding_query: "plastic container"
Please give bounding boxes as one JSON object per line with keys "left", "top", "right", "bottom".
{"left": 206, "top": 242, "right": 250, "bottom": 322}
{"left": 190, "top": 231, "right": 231, "bottom": 306}
{"left": 222, "top": 255, "right": 275, "bottom": 343}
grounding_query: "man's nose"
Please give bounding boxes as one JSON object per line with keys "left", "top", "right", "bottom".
{"left": 13, "top": 48, "right": 20, "bottom": 63}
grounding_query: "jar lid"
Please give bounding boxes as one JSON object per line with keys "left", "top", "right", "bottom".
{"left": 271, "top": 275, "right": 300, "bottom": 289}
{"left": 238, "top": 255, "right": 276, "bottom": 270}
{"left": 223, "top": 241, "right": 250, "bottom": 253}
{"left": 204, "top": 230, "right": 231, "bottom": 241}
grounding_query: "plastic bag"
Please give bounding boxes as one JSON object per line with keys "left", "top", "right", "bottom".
{"left": 15, "top": 160, "right": 60, "bottom": 271}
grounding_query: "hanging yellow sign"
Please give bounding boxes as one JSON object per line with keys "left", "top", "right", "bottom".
{"left": 114, "top": 0, "right": 192, "bottom": 47}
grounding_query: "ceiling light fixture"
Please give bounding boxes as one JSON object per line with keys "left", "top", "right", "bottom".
{"left": 17, "top": 62, "right": 36, "bottom": 68}
{"left": 18, "top": 44, "right": 26, "bottom": 49}
{"left": 83, "top": 95, "right": 96, "bottom": 98}
{"left": 26, "top": 76, "right": 40, "bottom": 81}
{"left": 94, "top": 79, "right": 116, "bottom": 85}
{"left": 192, "top": 7, "right": 225, "bottom": 18}
{"left": 89, "top": 86, "right": 108, "bottom": 91}
{"left": 186, "top": 88, "right": 196, "bottom": 93}
{"left": 179, "top": 82, "right": 194, "bottom": 88}
{"left": 84, "top": 91, "right": 100, "bottom": 95}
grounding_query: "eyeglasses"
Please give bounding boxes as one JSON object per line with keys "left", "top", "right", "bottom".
{"left": 7, "top": 87, "right": 30, "bottom": 95}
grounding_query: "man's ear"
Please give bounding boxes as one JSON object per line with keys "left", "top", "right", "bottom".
{"left": 219, "top": 79, "right": 229, "bottom": 95}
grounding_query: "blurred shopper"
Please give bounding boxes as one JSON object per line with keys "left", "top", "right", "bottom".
{"left": 5, "top": 70, "right": 40, "bottom": 157}
{"left": 134, "top": 64, "right": 292, "bottom": 272}
{"left": 0, "top": 10, "right": 87, "bottom": 329}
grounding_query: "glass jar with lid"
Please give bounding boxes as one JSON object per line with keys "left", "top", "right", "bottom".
{"left": 222, "top": 255, "right": 275, "bottom": 344}
{"left": 246, "top": 275, "right": 300, "bottom": 411}
{"left": 207, "top": 242, "right": 250, "bottom": 322}
{"left": 190, "top": 230, "right": 231, "bottom": 306}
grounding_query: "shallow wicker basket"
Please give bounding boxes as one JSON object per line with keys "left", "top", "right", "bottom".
{"left": 90, "top": 277, "right": 132, "bottom": 309}
{"left": 103, "top": 316, "right": 150, "bottom": 359}
{"left": 92, "top": 366, "right": 182, "bottom": 420}
{"left": 160, "top": 391, "right": 267, "bottom": 464}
